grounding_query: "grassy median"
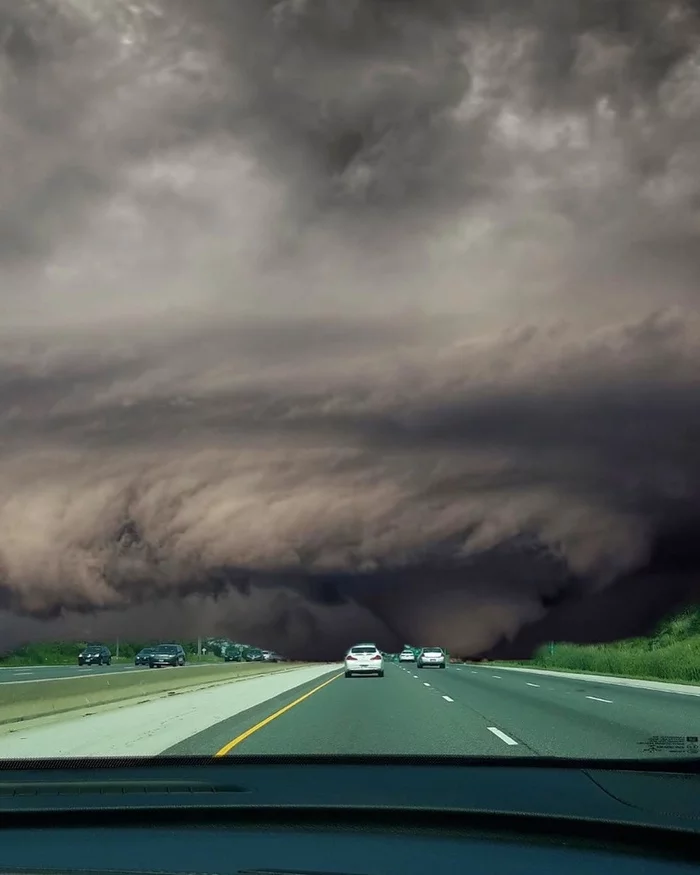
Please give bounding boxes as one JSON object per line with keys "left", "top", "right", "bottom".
{"left": 0, "top": 662, "right": 315, "bottom": 725}
{"left": 499, "top": 607, "right": 700, "bottom": 685}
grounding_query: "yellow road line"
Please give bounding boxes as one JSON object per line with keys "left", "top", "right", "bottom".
{"left": 214, "top": 671, "right": 343, "bottom": 756}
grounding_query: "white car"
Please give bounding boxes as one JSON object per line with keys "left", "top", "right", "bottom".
{"left": 417, "top": 647, "right": 446, "bottom": 669}
{"left": 398, "top": 649, "right": 415, "bottom": 662}
{"left": 345, "top": 643, "right": 384, "bottom": 678}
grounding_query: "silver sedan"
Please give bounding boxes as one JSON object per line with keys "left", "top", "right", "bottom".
{"left": 417, "top": 647, "right": 446, "bottom": 669}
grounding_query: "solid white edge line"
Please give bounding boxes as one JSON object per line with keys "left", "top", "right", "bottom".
{"left": 442, "top": 695, "right": 454, "bottom": 702}
{"left": 467, "top": 664, "right": 700, "bottom": 698}
{"left": 586, "top": 695, "right": 613, "bottom": 703}
{"left": 487, "top": 727, "right": 518, "bottom": 745}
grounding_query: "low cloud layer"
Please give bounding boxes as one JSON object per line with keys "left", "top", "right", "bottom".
{"left": 1, "top": 0, "right": 700, "bottom": 658}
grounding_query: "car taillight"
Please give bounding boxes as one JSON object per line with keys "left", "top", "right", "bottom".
{"left": 346, "top": 654, "right": 357, "bottom": 660}
{"left": 370, "top": 654, "right": 381, "bottom": 660}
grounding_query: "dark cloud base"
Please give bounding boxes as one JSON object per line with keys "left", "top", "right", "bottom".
{"left": 1, "top": 521, "right": 699, "bottom": 660}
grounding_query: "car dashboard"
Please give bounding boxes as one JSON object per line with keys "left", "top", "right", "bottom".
{"left": 0, "top": 756, "right": 698, "bottom": 875}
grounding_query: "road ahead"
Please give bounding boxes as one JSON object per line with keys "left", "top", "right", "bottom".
{"left": 165, "top": 662, "right": 700, "bottom": 759}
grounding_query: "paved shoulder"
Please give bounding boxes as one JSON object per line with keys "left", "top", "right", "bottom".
{"left": 0, "top": 665, "right": 338, "bottom": 758}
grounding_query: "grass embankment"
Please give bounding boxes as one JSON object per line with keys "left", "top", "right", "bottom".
{"left": 501, "top": 607, "right": 700, "bottom": 686}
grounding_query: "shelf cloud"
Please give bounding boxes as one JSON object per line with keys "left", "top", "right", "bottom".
{"left": 0, "top": 0, "right": 699, "bottom": 658}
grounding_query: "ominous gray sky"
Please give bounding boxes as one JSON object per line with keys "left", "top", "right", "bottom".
{"left": 1, "top": 0, "right": 700, "bottom": 658}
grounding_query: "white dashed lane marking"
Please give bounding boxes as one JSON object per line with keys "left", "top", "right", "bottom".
{"left": 586, "top": 695, "right": 613, "bottom": 703}
{"left": 487, "top": 727, "right": 518, "bottom": 745}
{"left": 404, "top": 663, "right": 520, "bottom": 745}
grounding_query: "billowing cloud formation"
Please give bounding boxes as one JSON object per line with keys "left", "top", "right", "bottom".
{"left": 1, "top": 0, "right": 700, "bottom": 658}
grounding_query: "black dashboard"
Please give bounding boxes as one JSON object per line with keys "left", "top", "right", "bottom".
{"left": 0, "top": 756, "right": 697, "bottom": 875}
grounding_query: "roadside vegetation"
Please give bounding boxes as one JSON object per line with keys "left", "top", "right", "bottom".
{"left": 503, "top": 606, "right": 700, "bottom": 685}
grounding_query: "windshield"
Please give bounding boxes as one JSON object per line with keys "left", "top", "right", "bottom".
{"left": 0, "top": 0, "right": 698, "bottom": 772}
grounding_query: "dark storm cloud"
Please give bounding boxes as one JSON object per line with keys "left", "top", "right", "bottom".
{"left": 0, "top": 0, "right": 699, "bottom": 658}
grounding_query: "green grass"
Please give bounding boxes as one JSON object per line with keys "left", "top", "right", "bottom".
{"left": 498, "top": 606, "right": 700, "bottom": 685}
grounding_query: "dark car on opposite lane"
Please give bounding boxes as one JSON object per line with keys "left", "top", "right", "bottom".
{"left": 134, "top": 647, "right": 156, "bottom": 666}
{"left": 78, "top": 644, "right": 112, "bottom": 666}
{"left": 148, "top": 644, "right": 186, "bottom": 668}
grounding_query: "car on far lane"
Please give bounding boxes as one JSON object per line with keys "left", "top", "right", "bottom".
{"left": 417, "top": 647, "right": 446, "bottom": 669}
{"left": 134, "top": 647, "right": 156, "bottom": 666}
{"left": 78, "top": 644, "right": 111, "bottom": 666}
{"left": 223, "top": 646, "right": 242, "bottom": 662}
{"left": 398, "top": 649, "right": 416, "bottom": 663}
{"left": 345, "top": 643, "right": 384, "bottom": 678}
{"left": 148, "top": 644, "right": 186, "bottom": 668}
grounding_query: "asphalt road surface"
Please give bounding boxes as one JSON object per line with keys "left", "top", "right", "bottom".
{"left": 0, "top": 662, "right": 185, "bottom": 683}
{"left": 165, "top": 662, "right": 700, "bottom": 759}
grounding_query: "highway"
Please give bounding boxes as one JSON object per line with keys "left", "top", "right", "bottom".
{"left": 163, "top": 661, "right": 700, "bottom": 759}
{"left": 0, "top": 662, "right": 181, "bottom": 683}
{"left": 0, "top": 661, "right": 697, "bottom": 760}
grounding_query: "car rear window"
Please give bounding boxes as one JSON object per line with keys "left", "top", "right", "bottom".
{"left": 423, "top": 648, "right": 444, "bottom": 654}
{"left": 350, "top": 646, "right": 378, "bottom": 654}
